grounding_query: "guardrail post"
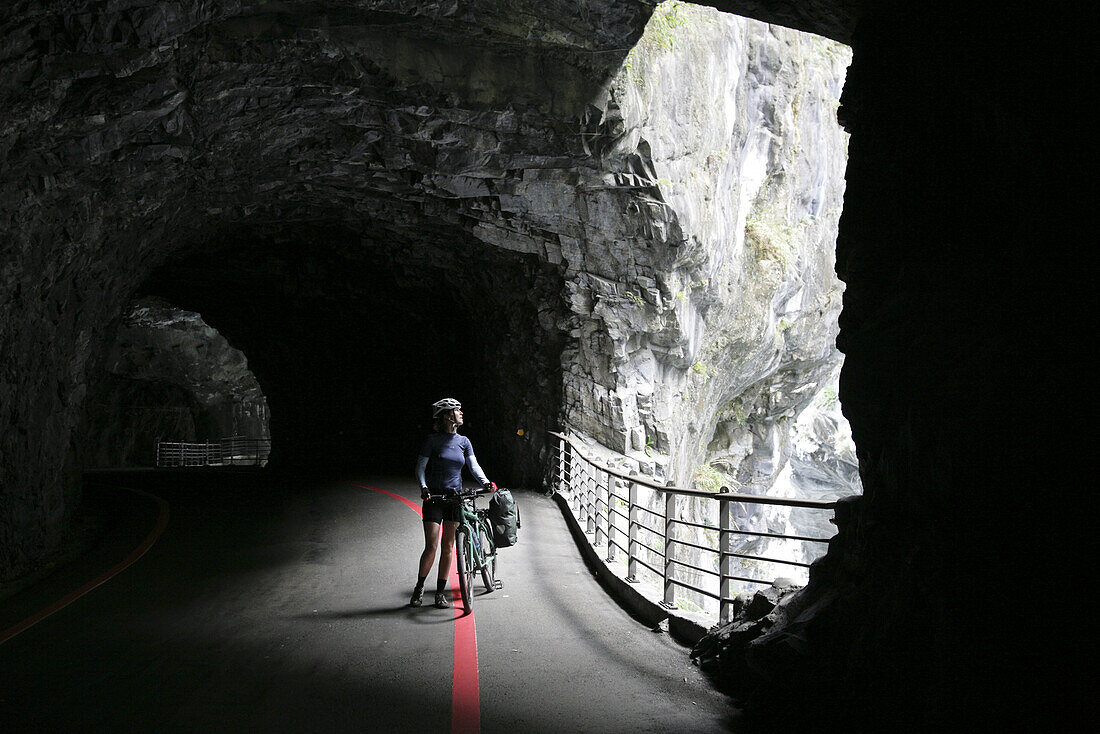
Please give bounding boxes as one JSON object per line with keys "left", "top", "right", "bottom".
{"left": 567, "top": 441, "right": 577, "bottom": 513}
{"left": 576, "top": 457, "right": 586, "bottom": 526}
{"left": 575, "top": 454, "right": 584, "bottom": 521}
{"left": 594, "top": 469, "right": 606, "bottom": 547}
{"left": 604, "top": 472, "right": 615, "bottom": 561}
{"left": 584, "top": 461, "right": 596, "bottom": 535}
{"left": 626, "top": 477, "right": 639, "bottom": 582}
{"left": 563, "top": 437, "right": 574, "bottom": 509}
{"left": 558, "top": 434, "right": 567, "bottom": 495}
{"left": 662, "top": 491, "right": 677, "bottom": 609}
{"left": 720, "top": 493, "right": 733, "bottom": 624}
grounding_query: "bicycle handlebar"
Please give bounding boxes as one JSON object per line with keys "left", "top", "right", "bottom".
{"left": 423, "top": 487, "right": 495, "bottom": 501}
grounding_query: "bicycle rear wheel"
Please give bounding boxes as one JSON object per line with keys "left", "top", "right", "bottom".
{"left": 478, "top": 521, "right": 497, "bottom": 592}
{"left": 455, "top": 526, "right": 474, "bottom": 610}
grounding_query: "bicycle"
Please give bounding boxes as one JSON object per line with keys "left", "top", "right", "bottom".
{"left": 434, "top": 487, "right": 502, "bottom": 610}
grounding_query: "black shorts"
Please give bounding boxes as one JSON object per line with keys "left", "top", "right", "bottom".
{"left": 423, "top": 495, "right": 461, "bottom": 524}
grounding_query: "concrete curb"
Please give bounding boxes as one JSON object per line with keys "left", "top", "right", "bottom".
{"left": 549, "top": 491, "right": 711, "bottom": 648}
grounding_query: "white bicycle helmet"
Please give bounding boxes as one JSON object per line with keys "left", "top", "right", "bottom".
{"left": 432, "top": 398, "right": 462, "bottom": 417}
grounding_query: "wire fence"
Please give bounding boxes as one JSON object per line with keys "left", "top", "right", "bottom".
{"left": 155, "top": 436, "right": 271, "bottom": 467}
{"left": 551, "top": 430, "right": 838, "bottom": 624}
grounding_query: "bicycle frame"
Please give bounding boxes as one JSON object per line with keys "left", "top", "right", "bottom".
{"left": 446, "top": 488, "right": 501, "bottom": 610}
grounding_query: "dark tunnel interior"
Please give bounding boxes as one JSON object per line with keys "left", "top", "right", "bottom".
{"left": 136, "top": 221, "right": 567, "bottom": 483}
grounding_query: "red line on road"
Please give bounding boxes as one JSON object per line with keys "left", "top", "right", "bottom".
{"left": 359, "top": 484, "right": 425, "bottom": 516}
{"left": 0, "top": 485, "right": 170, "bottom": 646}
{"left": 451, "top": 577, "right": 480, "bottom": 734}
{"left": 355, "top": 484, "right": 481, "bottom": 734}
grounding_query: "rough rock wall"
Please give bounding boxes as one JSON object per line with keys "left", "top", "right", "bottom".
{"left": 0, "top": 0, "right": 655, "bottom": 580}
{"left": 560, "top": 3, "right": 852, "bottom": 497}
{"left": 83, "top": 297, "right": 269, "bottom": 467}
{"left": 690, "top": 4, "right": 1080, "bottom": 728}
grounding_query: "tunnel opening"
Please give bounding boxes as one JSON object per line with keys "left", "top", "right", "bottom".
{"left": 540, "top": 0, "right": 860, "bottom": 623}
{"left": 137, "top": 219, "right": 567, "bottom": 483}
{"left": 83, "top": 297, "right": 270, "bottom": 468}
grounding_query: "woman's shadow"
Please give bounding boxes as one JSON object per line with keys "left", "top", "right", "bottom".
{"left": 292, "top": 596, "right": 470, "bottom": 623}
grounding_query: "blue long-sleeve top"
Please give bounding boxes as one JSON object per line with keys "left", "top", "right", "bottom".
{"left": 416, "top": 432, "right": 488, "bottom": 493}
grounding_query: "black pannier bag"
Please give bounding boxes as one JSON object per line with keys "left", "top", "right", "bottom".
{"left": 488, "top": 488, "right": 520, "bottom": 547}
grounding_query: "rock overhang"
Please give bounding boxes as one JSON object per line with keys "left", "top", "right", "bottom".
{"left": 1, "top": 0, "right": 855, "bottom": 560}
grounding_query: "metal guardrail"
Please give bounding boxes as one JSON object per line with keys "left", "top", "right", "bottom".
{"left": 550, "top": 430, "right": 837, "bottom": 624}
{"left": 155, "top": 436, "right": 271, "bottom": 467}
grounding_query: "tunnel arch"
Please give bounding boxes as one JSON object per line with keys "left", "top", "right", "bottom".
{"left": 135, "top": 218, "right": 568, "bottom": 481}
{"left": 83, "top": 296, "right": 271, "bottom": 467}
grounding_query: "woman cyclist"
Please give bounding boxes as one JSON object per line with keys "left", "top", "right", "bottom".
{"left": 411, "top": 398, "right": 496, "bottom": 608}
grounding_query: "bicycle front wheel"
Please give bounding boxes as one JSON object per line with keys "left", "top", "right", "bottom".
{"left": 455, "top": 526, "right": 474, "bottom": 610}
{"left": 478, "top": 521, "right": 497, "bottom": 592}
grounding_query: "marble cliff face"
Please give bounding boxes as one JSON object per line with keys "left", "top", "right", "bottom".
{"left": 558, "top": 4, "right": 852, "bottom": 502}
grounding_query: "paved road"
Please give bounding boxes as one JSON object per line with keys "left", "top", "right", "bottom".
{"left": 1, "top": 472, "right": 736, "bottom": 732}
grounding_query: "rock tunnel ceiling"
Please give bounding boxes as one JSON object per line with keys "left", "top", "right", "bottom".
{"left": 1, "top": 0, "right": 655, "bottom": 541}
{"left": 1, "top": 0, "right": 853, "bottom": 495}
{"left": 2, "top": 0, "right": 858, "bottom": 630}
{"left": 6, "top": 0, "right": 1062, "bottom": 727}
